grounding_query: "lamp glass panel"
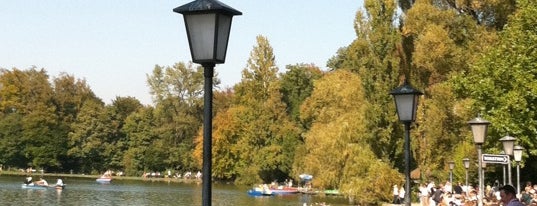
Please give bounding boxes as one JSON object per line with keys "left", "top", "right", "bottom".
{"left": 514, "top": 148, "right": 523, "bottom": 162}
{"left": 463, "top": 159, "right": 470, "bottom": 168}
{"left": 470, "top": 124, "right": 487, "bottom": 144}
{"left": 185, "top": 13, "right": 216, "bottom": 62}
{"left": 502, "top": 140, "right": 514, "bottom": 156}
{"left": 394, "top": 94, "right": 416, "bottom": 121}
{"left": 216, "top": 14, "right": 232, "bottom": 63}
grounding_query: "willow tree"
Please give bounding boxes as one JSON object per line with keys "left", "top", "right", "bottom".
{"left": 298, "top": 69, "right": 402, "bottom": 203}
{"left": 328, "top": 0, "right": 404, "bottom": 168}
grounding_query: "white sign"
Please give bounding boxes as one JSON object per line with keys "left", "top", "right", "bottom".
{"left": 482, "top": 154, "right": 510, "bottom": 164}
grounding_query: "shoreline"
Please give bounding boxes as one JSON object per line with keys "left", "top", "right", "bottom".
{"left": 1, "top": 171, "right": 202, "bottom": 184}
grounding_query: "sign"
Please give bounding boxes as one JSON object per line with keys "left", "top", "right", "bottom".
{"left": 482, "top": 154, "right": 510, "bottom": 164}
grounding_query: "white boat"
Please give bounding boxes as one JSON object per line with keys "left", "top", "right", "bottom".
{"left": 96, "top": 176, "right": 112, "bottom": 183}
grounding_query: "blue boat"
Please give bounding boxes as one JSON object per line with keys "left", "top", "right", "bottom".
{"left": 21, "top": 184, "right": 49, "bottom": 190}
{"left": 247, "top": 186, "right": 273, "bottom": 196}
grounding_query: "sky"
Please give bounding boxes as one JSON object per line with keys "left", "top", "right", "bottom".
{"left": 1, "top": 0, "right": 363, "bottom": 105}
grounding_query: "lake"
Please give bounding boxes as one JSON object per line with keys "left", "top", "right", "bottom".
{"left": 0, "top": 175, "right": 350, "bottom": 206}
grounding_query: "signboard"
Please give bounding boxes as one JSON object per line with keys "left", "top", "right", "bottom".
{"left": 482, "top": 154, "right": 510, "bottom": 164}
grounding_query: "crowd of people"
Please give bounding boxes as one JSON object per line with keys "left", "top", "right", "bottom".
{"left": 392, "top": 181, "right": 537, "bottom": 206}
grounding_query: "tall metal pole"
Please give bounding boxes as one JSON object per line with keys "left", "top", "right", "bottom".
{"left": 477, "top": 145, "right": 484, "bottom": 206}
{"left": 404, "top": 122, "right": 411, "bottom": 206}
{"left": 503, "top": 165, "right": 506, "bottom": 186}
{"left": 516, "top": 162, "right": 520, "bottom": 195}
{"left": 465, "top": 168, "right": 469, "bottom": 191}
{"left": 449, "top": 169, "right": 453, "bottom": 193}
{"left": 507, "top": 158, "right": 512, "bottom": 185}
{"left": 202, "top": 64, "right": 214, "bottom": 206}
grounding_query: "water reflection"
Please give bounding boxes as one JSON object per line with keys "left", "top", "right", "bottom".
{"left": 0, "top": 175, "right": 348, "bottom": 206}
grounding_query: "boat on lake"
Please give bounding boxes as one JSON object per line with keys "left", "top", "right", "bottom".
{"left": 96, "top": 171, "right": 113, "bottom": 183}
{"left": 21, "top": 183, "right": 49, "bottom": 190}
{"left": 21, "top": 183, "right": 65, "bottom": 190}
{"left": 96, "top": 177, "right": 112, "bottom": 183}
{"left": 271, "top": 186, "right": 299, "bottom": 195}
{"left": 247, "top": 185, "right": 273, "bottom": 196}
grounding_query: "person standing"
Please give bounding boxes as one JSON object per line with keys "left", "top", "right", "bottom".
{"left": 393, "top": 184, "right": 400, "bottom": 204}
{"left": 499, "top": 185, "right": 525, "bottom": 206}
{"left": 399, "top": 186, "right": 406, "bottom": 205}
{"left": 419, "top": 183, "right": 430, "bottom": 206}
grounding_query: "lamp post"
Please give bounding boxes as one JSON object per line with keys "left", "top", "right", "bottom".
{"left": 390, "top": 79, "right": 423, "bottom": 206}
{"left": 463, "top": 158, "right": 470, "bottom": 191}
{"left": 174, "top": 1, "right": 241, "bottom": 206}
{"left": 513, "top": 145, "right": 524, "bottom": 195}
{"left": 448, "top": 161, "right": 455, "bottom": 193}
{"left": 500, "top": 151, "right": 506, "bottom": 186}
{"left": 481, "top": 162, "right": 486, "bottom": 191}
{"left": 499, "top": 135, "right": 515, "bottom": 185}
{"left": 468, "top": 115, "right": 490, "bottom": 206}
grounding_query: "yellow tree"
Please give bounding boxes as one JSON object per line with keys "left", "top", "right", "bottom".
{"left": 298, "top": 70, "right": 402, "bottom": 203}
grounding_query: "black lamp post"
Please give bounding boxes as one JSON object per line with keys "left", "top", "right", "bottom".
{"left": 499, "top": 134, "right": 515, "bottom": 185}
{"left": 390, "top": 79, "right": 423, "bottom": 206}
{"left": 448, "top": 160, "right": 455, "bottom": 193}
{"left": 513, "top": 145, "right": 524, "bottom": 195}
{"left": 468, "top": 115, "right": 490, "bottom": 206}
{"left": 463, "top": 157, "right": 470, "bottom": 189}
{"left": 174, "top": 1, "right": 241, "bottom": 206}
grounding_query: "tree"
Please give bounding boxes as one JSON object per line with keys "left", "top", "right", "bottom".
{"left": 67, "top": 99, "right": 110, "bottom": 174}
{"left": 199, "top": 35, "right": 301, "bottom": 184}
{"left": 147, "top": 63, "right": 208, "bottom": 172}
{"left": 298, "top": 70, "right": 401, "bottom": 203}
{"left": 279, "top": 63, "right": 323, "bottom": 125}
{"left": 452, "top": 0, "right": 537, "bottom": 173}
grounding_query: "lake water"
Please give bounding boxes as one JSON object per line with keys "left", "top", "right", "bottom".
{"left": 0, "top": 175, "right": 349, "bottom": 206}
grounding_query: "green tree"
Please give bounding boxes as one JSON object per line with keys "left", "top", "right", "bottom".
{"left": 147, "top": 62, "right": 208, "bottom": 172}
{"left": 452, "top": 0, "right": 537, "bottom": 172}
{"left": 67, "top": 99, "right": 110, "bottom": 174}
{"left": 279, "top": 64, "right": 323, "bottom": 125}
{"left": 122, "top": 106, "right": 157, "bottom": 175}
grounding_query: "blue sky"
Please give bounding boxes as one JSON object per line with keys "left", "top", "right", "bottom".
{"left": 1, "top": 0, "right": 363, "bottom": 105}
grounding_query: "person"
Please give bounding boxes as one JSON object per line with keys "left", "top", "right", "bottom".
{"left": 55, "top": 178, "right": 64, "bottom": 186}
{"left": 35, "top": 177, "right": 48, "bottom": 186}
{"left": 499, "top": 184, "right": 524, "bottom": 206}
{"left": 24, "top": 176, "right": 33, "bottom": 185}
{"left": 419, "top": 183, "right": 430, "bottom": 206}
{"left": 393, "top": 184, "right": 400, "bottom": 204}
{"left": 432, "top": 184, "right": 444, "bottom": 206}
{"left": 454, "top": 182, "right": 463, "bottom": 195}
{"left": 398, "top": 186, "right": 405, "bottom": 204}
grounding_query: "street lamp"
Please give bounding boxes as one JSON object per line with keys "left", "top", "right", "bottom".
{"left": 500, "top": 151, "right": 506, "bottom": 185}
{"left": 174, "top": 1, "right": 241, "bottom": 206}
{"left": 468, "top": 115, "right": 490, "bottom": 206}
{"left": 390, "top": 79, "right": 423, "bottom": 206}
{"left": 463, "top": 158, "right": 470, "bottom": 191}
{"left": 499, "top": 134, "right": 515, "bottom": 185}
{"left": 513, "top": 145, "right": 524, "bottom": 195}
{"left": 448, "top": 160, "right": 455, "bottom": 193}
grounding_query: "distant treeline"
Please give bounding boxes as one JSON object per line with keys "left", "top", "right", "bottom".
{"left": 1, "top": 0, "right": 536, "bottom": 204}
